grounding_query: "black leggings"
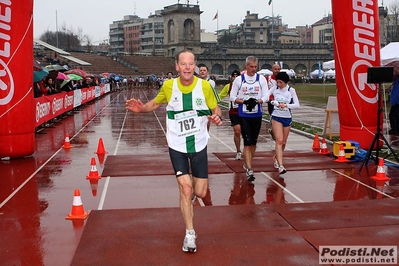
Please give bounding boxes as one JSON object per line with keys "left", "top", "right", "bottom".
{"left": 240, "top": 116, "right": 262, "bottom": 146}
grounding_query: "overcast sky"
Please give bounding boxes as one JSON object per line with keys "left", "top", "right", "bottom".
{"left": 33, "top": 0, "right": 397, "bottom": 43}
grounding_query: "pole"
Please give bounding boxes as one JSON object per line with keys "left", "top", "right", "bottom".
{"left": 271, "top": 2, "right": 274, "bottom": 45}
{"left": 359, "top": 83, "right": 399, "bottom": 172}
{"left": 217, "top": 9, "right": 219, "bottom": 37}
{"left": 56, "top": 10, "right": 58, "bottom": 45}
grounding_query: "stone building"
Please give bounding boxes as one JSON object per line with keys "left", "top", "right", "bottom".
{"left": 108, "top": 1, "right": 396, "bottom": 77}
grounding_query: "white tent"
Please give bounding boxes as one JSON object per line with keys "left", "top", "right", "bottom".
{"left": 280, "top": 69, "right": 296, "bottom": 77}
{"left": 322, "top": 42, "right": 399, "bottom": 69}
{"left": 257, "top": 69, "right": 273, "bottom": 76}
{"left": 310, "top": 69, "right": 323, "bottom": 78}
{"left": 323, "top": 69, "right": 335, "bottom": 78}
{"left": 380, "top": 42, "right": 399, "bottom": 65}
{"left": 322, "top": 60, "right": 335, "bottom": 69}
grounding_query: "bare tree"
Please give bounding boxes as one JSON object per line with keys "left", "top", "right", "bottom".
{"left": 388, "top": 1, "right": 399, "bottom": 42}
{"left": 39, "top": 23, "right": 92, "bottom": 51}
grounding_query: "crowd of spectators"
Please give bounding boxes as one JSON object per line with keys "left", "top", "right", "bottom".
{"left": 33, "top": 75, "right": 100, "bottom": 98}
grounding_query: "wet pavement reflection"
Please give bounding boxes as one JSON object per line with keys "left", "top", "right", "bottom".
{"left": 1, "top": 88, "right": 398, "bottom": 265}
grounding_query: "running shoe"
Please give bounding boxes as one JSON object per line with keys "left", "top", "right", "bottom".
{"left": 246, "top": 168, "right": 253, "bottom": 177}
{"left": 272, "top": 155, "right": 279, "bottom": 169}
{"left": 268, "top": 128, "right": 275, "bottom": 141}
{"left": 278, "top": 165, "right": 287, "bottom": 174}
{"left": 246, "top": 168, "right": 255, "bottom": 181}
{"left": 247, "top": 175, "right": 255, "bottom": 182}
{"left": 235, "top": 152, "right": 242, "bottom": 160}
{"left": 182, "top": 233, "right": 197, "bottom": 253}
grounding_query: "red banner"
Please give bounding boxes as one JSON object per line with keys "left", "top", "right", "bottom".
{"left": 81, "top": 87, "right": 98, "bottom": 104}
{"left": 34, "top": 87, "right": 107, "bottom": 127}
{"left": 0, "top": 1, "right": 34, "bottom": 158}
{"left": 332, "top": 0, "right": 381, "bottom": 149}
{"left": 35, "top": 91, "right": 74, "bottom": 127}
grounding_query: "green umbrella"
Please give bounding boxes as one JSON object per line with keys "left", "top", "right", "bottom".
{"left": 67, "top": 74, "right": 83, "bottom": 81}
{"left": 34, "top": 68, "right": 49, "bottom": 82}
{"left": 60, "top": 79, "right": 70, "bottom": 88}
{"left": 46, "top": 64, "right": 67, "bottom": 71}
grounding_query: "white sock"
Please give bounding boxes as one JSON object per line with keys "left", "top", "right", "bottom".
{"left": 186, "top": 229, "right": 195, "bottom": 235}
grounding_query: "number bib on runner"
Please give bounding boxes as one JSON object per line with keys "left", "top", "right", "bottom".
{"left": 175, "top": 110, "right": 201, "bottom": 137}
{"left": 242, "top": 103, "right": 259, "bottom": 114}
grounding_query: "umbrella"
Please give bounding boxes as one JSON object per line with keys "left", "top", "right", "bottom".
{"left": 67, "top": 74, "right": 83, "bottom": 81}
{"left": 60, "top": 79, "right": 71, "bottom": 88}
{"left": 34, "top": 68, "right": 49, "bottom": 83}
{"left": 56, "top": 72, "right": 69, "bottom": 80}
{"left": 102, "top": 72, "right": 110, "bottom": 77}
{"left": 386, "top": 61, "right": 399, "bottom": 77}
{"left": 34, "top": 60, "right": 43, "bottom": 71}
{"left": 46, "top": 64, "right": 67, "bottom": 71}
{"left": 65, "top": 69, "right": 87, "bottom": 77}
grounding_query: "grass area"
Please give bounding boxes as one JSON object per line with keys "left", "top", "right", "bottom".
{"left": 217, "top": 83, "right": 338, "bottom": 108}
{"left": 291, "top": 83, "right": 337, "bottom": 108}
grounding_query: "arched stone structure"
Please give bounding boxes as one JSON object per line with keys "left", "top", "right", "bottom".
{"left": 260, "top": 63, "right": 272, "bottom": 70}
{"left": 211, "top": 64, "right": 223, "bottom": 75}
{"left": 184, "top": 19, "right": 195, "bottom": 40}
{"left": 227, "top": 64, "right": 240, "bottom": 74}
{"left": 294, "top": 63, "right": 307, "bottom": 77}
{"left": 167, "top": 20, "right": 175, "bottom": 42}
{"left": 161, "top": 4, "right": 203, "bottom": 57}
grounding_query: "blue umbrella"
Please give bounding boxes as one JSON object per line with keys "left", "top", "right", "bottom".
{"left": 34, "top": 68, "right": 49, "bottom": 82}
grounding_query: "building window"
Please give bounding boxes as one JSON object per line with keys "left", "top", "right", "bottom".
{"left": 184, "top": 19, "right": 195, "bottom": 40}
{"left": 168, "top": 20, "right": 175, "bottom": 42}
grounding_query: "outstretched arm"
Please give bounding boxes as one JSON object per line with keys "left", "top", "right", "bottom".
{"left": 126, "top": 98, "right": 161, "bottom": 113}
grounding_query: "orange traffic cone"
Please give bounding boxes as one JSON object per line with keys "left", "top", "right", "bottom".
{"left": 334, "top": 144, "right": 350, "bottom": 162}
{"left": 95, "top": 138, "right": 107, "bottom": 155}
{"left": 62, "top": 134, "right": 74, "bottom": 149}
{"left": 319, "top": 138, "right": 330, "bottom": 155}
{"left": 371, "top": 158, "right": 391, "bottom": 186}
{"left": 89, "top": 178, "right": 99, "bottom": 197}
{"left": 95, "top": 138, "right": 107, "bottom": 164}
{"left": 65, "top": 189, "right": 89, "bottom": 220}
{"left": 71, "top": 220, "right": 85, "bottom": 228}
{"left": 312, "top": 133, "right": 320, "bottom": 152}
{"left": 86, "top": 157, "right": 101, "bottom": 180}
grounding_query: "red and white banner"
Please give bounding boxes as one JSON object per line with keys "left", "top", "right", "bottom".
{"left": 0, "top": 1, "right": 35, "bottom": 158}
{"left": 34, "top": 86, "right": 108, "bottom": 128}
{"left": 332, "top": 0, "right": 381, "bottom": 149}
{"left": 35, "top": 91, "right": 74, "bottom": 127}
